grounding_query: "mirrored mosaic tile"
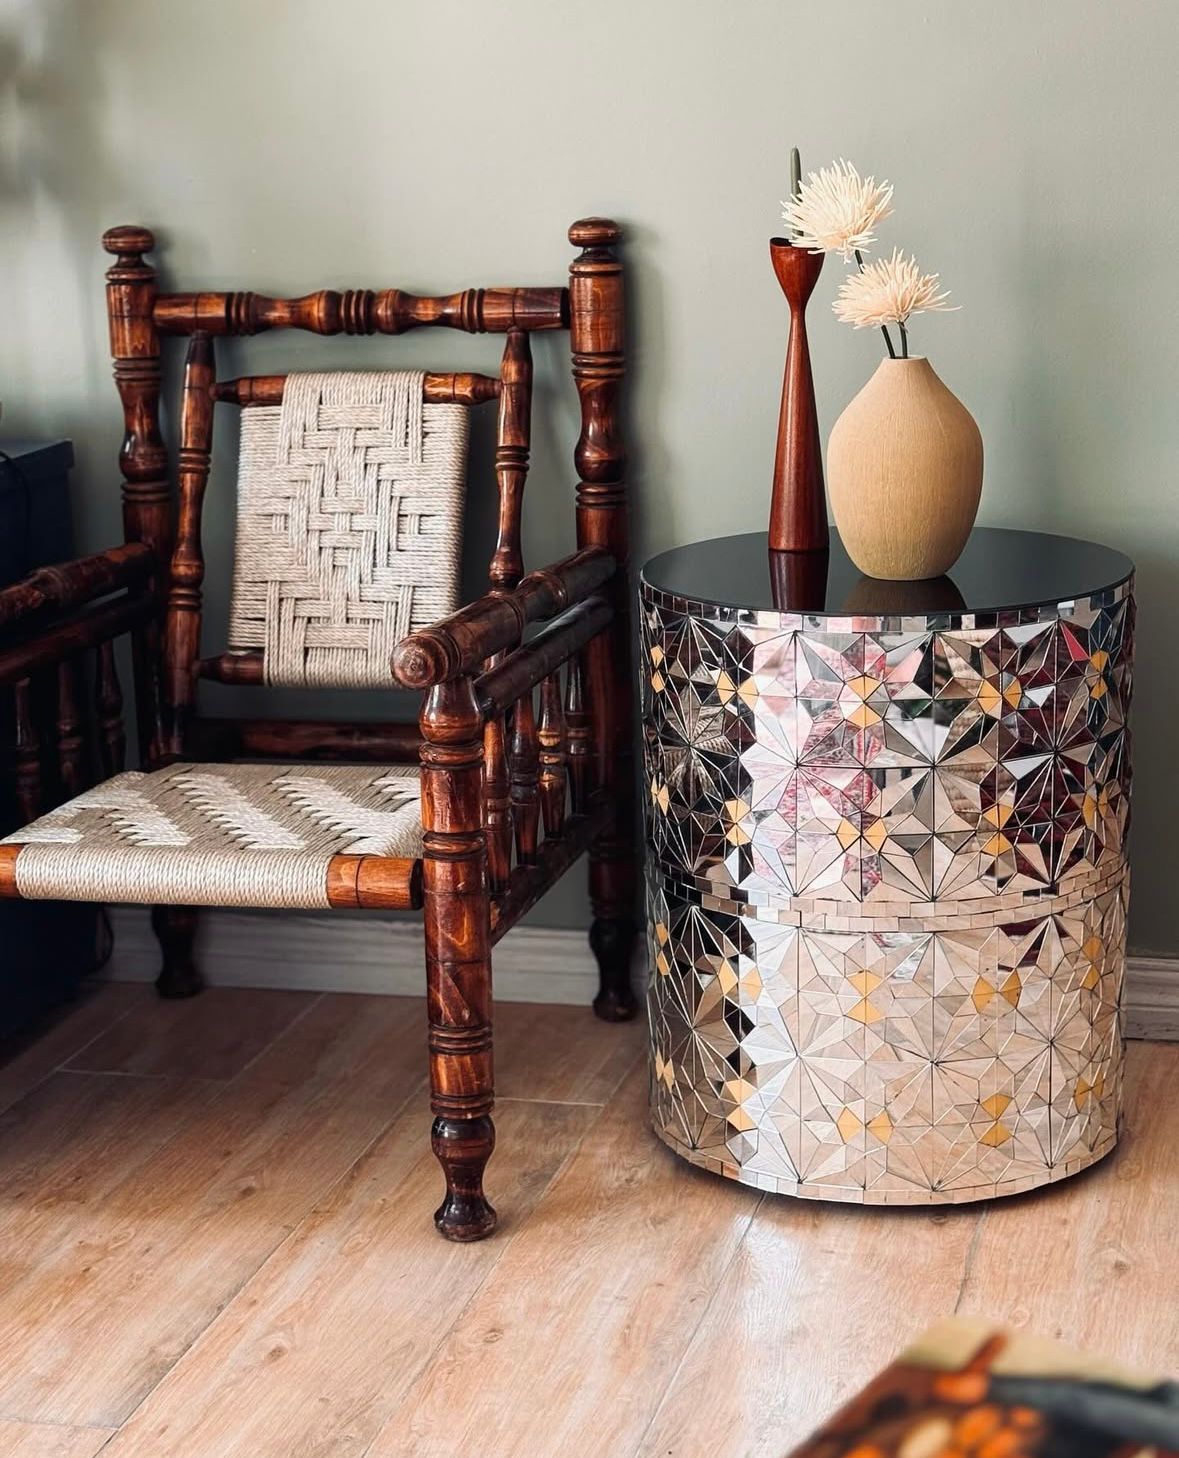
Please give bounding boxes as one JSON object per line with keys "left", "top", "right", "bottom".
{"left": 641, "top": 588, "right": 1133, "bottom": 908}
{"left": 647, "top": 869, "right": 1128, "bottom": 1203}
{"left": 641, "top": 574, "right": 1133, "bottom": 1205}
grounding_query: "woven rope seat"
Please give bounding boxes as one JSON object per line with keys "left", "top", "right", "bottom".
{"left": 1, "top": 763, "right": 421, "bottom": 908}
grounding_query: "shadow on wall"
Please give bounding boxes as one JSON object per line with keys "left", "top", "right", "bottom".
{"left": 0, "top": 0, "right": 133, "bottom": 566}
{"left": 0, "top": 9, "right": 661, "bottom": 933}
{"left": 0, "top": 0, "right": 121, "bottom": 388}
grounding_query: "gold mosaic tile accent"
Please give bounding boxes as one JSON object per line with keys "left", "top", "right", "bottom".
{"left": 641, "top": 577, "right": 1133, "bottom": 1204}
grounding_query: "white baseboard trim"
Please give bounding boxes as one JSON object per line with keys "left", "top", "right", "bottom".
{"left": 106, "top": 909, "right": 1179, "bottom": 1039}
{"left": 1123, "top": 957, "right": 1179, "bottom": 1041}
{"left": 107, "top": 907, "right": 612, "bottom": 1006}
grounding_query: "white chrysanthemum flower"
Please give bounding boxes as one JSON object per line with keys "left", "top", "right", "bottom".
{"left": 781, "top": 159, "right": 893, "bottom": 261}
{"left": 833, "top": 248, "right": 956, "bottom": 330}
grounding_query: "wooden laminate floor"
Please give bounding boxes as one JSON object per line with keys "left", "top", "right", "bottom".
{"left": 0, "top": 981, "right": 1175, "bottom": 1458}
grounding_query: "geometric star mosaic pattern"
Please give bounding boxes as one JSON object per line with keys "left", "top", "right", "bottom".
{"left": 641, "top": 572, "right": 1134, "bottom": 1204}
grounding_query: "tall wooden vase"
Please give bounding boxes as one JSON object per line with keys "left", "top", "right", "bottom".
{"left": 768, "top": 238, "right": 827, "bottom": 552}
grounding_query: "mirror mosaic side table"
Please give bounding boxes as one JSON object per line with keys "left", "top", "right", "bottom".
{"left": 639, "top": 529, "right": 1134, "bottom": 1204}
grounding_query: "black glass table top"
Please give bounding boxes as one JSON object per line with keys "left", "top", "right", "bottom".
{"left": 641, "top": 528, "right": 1133, "bottom": 617}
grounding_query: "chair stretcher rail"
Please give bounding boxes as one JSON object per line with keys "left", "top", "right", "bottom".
{"left": 213, "top": 372, "right": 501, "bottom": 407}
{"left": 0, "top": 844, "right": 423, "bottom": 911}
{"left": 153, "top": 286, "right": 569, "bottom": 337}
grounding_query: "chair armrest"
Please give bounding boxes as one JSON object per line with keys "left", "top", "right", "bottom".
{"left": 0, "top": 544, "right": 157, "bottom": 632}
{"left": 390, "top": 546, "right": 616, "bottom": 688}
{"left": 0, "top": 545, "right": 159, "bottom": 686}
{"left": 474, "top": 594, "right": 612, "bottom": 716}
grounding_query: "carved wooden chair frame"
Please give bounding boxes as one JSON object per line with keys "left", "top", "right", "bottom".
{"left": 0, "top": 218, "right": 636, "bottom": 1241}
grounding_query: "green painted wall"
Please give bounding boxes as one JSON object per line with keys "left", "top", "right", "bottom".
{"left": 0, "top": 0, "right": 1174, "bottom": 948}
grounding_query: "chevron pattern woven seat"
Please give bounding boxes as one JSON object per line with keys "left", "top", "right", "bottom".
{"left": 1, "top": 762, "right": 421, "bottom": 908}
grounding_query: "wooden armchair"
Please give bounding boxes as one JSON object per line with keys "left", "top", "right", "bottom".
{"left": 0, "top": 218, "right": 637, "bottom": 1241}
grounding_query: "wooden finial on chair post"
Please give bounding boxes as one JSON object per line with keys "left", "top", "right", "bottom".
{"left": 102, "top": 226, "right": 168, "bottom": 557}
{"left": 567, "top": 218, "right": 623, "bottom": 252}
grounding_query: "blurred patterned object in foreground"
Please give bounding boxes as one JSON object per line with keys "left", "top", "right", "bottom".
{"left": 786, "top": 1317, "right": 1179, "bottom": 1458}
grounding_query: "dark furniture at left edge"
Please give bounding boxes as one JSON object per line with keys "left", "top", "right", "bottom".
{"left": 0, "top": 439, "right": 99, "bottom": 1038}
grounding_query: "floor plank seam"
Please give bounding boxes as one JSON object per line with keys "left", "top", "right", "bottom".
{"left": 104, "top": 1071, "right": 432, "bottom": 1439}
{"left": 54, "top": 988, "right": 138, "bottom": 1072}
{"left": 354, "top": 1096, "right": 615, "bottom": 1458}
{"left": 496, "top": 1094, "right": 627, "bottom": 1109}
{"left": 55, "top": 1067, "right": 212, "bottom": 1083}
{"left": 0, "top": 1419, "right": 118, "bottom": 1433}
{"left": 0, "top": 988, "right": 137, "bottom": 1117}
{"left": 625, "top": 1192, "right": 767, "bottom": 1458}
{"left": 224, "top": 992, "right": 326, "bottom": 1085}
{"left": 598, "top": 1041, "right": 650, "bottom": 1106}
{"left": 953, "top": 1208, "right": 989, "bottom": 1313}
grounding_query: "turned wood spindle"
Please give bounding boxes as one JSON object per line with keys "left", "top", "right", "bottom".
{"left": 483, "top": 713, "right": 513, "bottom": 893}
{"left": 96, "top": 639, "right": 126, "bottom": 777}
{"left": 564, "top": 652, "right": 592, "bottom": 814}
{"left": 488, "top": 328, "right": 533, "bottom": 594}
{"left": 154, "top": 284, "right": 568, "bottom": 338}
{"left": 480, "top": 328, "right": 533, "bottom": 893}
{"left": 166, "top": 331, "right": 217, "bottom": 759}
{"left": 537, "top": 670, "right": 567, "bottom": 839}
{"left": 510, "top": 690, "right": 540, "bottom": 866}
{"left": 56, "top": 659, "right": 86, "bottom": 799}
{"left": 13, "top": 678, "right": 42, "bottom": 823}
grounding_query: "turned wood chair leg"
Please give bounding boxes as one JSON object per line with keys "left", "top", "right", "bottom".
{"left": 421, "top": 676, "right": 497, "bottom": 1241}
{"left": 589, "top": 852, "right": 638, "bottom": 1023}
{"left": 430, "top": 1104, "right": 496, "bottom": 1243}
{"left": 150, "top": 904, "right": 204, "bottom": 999}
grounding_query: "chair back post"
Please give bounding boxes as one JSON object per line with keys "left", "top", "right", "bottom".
{"left": 568, "top": 219, "right": 628, "bottom": 775}
{"left": 103, "top": 226, "right": 169, "bottom": 768}
{"left": 568, "top": 216, "right": 638, "bottom": 1018}
{"left": 165, "top": 332, "right": 216, "bottom": 759}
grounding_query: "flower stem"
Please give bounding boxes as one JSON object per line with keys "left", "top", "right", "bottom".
{"left": 856, "top": 249, "right": 897, "bottom": 359}
{"left": 898, "top": 321, "right": 909, "bottom": 358}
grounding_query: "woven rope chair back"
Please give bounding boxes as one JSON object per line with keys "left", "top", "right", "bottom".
{"left": 225, "top": 370, "right": 469, "bottom": 688}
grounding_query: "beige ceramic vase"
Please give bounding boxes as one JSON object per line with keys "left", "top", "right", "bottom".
{"left": 827, "top": 357, "right": 983, "bottom": 580}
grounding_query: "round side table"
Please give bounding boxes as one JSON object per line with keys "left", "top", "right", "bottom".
{"left": 640, "top": 529, "right": 1134, "bottom": 1204}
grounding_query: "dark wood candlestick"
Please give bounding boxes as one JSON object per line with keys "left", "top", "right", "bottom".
{"left": 768, "top": 238, "right": 827, "bottom": 552}
{"left": 768, "top": 546, "right": 829, "bottom": 613}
